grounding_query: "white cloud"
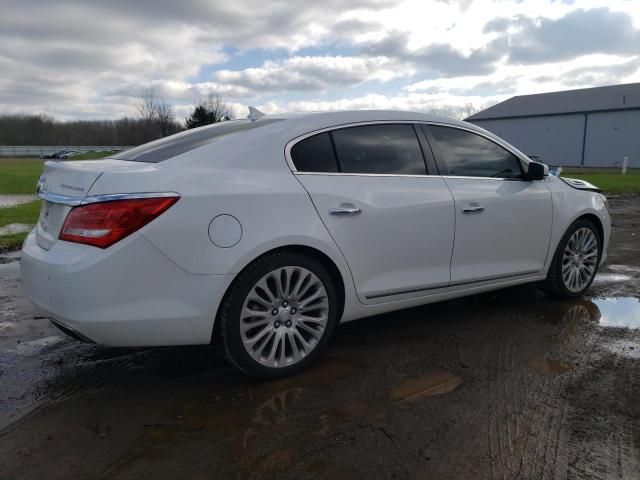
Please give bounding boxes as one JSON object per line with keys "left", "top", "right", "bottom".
{"left": 406, "top": 54, "right": 640, "bottom": 96}
{"left": 1, "top": 0, "right": 640, "bottom": 120}
{"left": 214, "top": 56, "right": 410, "bottom": 94}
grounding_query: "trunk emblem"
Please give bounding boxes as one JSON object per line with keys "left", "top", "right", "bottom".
{"left": 36, "top": 175, "right": 47, "bottom": 195}
{"left": 60, "top": 183, "right": 85, "bottom": 192}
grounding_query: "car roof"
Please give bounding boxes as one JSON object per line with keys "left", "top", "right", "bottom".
{"left": 234, "top": 110, "right": 483, "bottom": 149}
{"left": 267, "top": 109, "right": 471, "bottom": 134}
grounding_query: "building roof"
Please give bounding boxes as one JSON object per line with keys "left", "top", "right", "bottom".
{"left": 467, "top": 82, "right": 640, "bottom": 121}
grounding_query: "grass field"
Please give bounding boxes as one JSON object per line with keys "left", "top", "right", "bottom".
{"left": 0, "top": 151, "right": 116, "bottom": 195}
{"left": 0, "top": 158, "right": 45, "bottom": 195}
{"left": 0, "top": 152, "right": 115, "bottom": 251}
{"left": 561, "top": 167, "right": 640, "bottom": 194}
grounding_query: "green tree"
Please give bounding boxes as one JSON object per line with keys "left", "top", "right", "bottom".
{"left": 185, "top": 105, "right": 216, "bottom": 129}
{"left": 185, "top": 93, "right": 233, "bottom": 129}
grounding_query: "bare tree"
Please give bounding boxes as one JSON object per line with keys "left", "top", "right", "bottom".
{"left": 461, "top": 102, "right": 480, "bottom": 119}
{"left": 427, "top": 103, "right": 481, "bottom": 121}
{"left": 135, "top": 88, "right": 181, "bottom": 139}
{"left": 156, "top": 101, "right": 176, "bottom": 137}
{"left": 202, "top": 93, "right": 233, "bottom": 122}
{"left": 136, "top": 89, "right": 158, "bottom": 123}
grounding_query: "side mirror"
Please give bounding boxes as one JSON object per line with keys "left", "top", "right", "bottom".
{"left": 526, "top": 161, "right": 546, "bottom": 181}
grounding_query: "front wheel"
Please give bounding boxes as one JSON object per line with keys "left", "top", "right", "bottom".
{"left": 218, "top": 251, "right": 338, "bottom": 378}
{"left": 545, "top": 219, "right": 601, "bottom": 298}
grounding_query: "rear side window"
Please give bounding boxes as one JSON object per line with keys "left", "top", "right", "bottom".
{"left": 426, "top": 125, "right": 523, "bottom": 178}
{"left": 332, "top": 124, "right": 426, "bottom": 175}
{"left": 112, "top": 119, "right": 283, "bottom": 163}
{"left": 290, "top": 132, "right": 338, "bottom": 172}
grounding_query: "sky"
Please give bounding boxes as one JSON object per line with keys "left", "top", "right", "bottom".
{"left": 1, "top": 0, "right": 640, "bottom": 122}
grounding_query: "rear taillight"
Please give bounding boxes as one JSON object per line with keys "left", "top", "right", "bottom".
{"left": 59, "top": 196, "right": 179, "bottom": 248}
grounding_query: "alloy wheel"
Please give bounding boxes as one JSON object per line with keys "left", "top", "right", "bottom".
{"left": 239, "top": 266, "right": 330, "bottom": 368}
{"left": 561, "top": 227, "right": 598, "bottom": 292}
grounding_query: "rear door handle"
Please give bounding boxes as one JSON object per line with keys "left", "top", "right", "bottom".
{"left": 461, "top": 205, "right": 485, "bottom": 214}
{"left": 329, "top": 206, "right": 361, "bottom": 216}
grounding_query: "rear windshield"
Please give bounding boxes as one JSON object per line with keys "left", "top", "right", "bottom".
{"left": 111, "top": 118, "right": 283, "bottom": 163}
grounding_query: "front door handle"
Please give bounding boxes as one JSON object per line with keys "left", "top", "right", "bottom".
{"left": 461, "top": 205, "right": 485, "bottom": 214}
{"left": 329, "top": 206, "right": 361, "bottom": 216}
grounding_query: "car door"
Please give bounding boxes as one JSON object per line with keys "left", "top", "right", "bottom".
{"left": 288, "top": 123, "right": 455, "bottom": 304}
{"left": 422, "top": 124, "right": 552, "bottom": 285}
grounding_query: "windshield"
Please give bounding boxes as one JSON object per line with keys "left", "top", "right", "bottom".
{"left": 111, "top": 118, "right": 283, "bottom": 163}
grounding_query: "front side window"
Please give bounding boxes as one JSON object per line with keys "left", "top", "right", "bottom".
{"left": 427, "top": 125, "right": 523, "bottom": 179}
{"left": 331, "top": 124, "right": 427, "bottom": 175}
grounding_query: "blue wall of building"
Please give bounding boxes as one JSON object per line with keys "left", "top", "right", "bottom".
{"left": 470, "top": 115, "right": 584, "bottom": 166}
{"left": 583, "top": 111, "right": 640, "bottom": 167}
{"left": 470, "top": 110, "right": 640, "bottom": 168}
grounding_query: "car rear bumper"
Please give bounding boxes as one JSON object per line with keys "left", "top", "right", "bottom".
{"left": 21, "top": 230, "right": 233, "bottom": 347}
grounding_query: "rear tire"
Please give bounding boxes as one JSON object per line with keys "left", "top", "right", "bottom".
{"left": 545, "top": 219, "right": 601, "bottom": 298}
{"left": 218, "top": 251, "right": 338, "bottom": 378}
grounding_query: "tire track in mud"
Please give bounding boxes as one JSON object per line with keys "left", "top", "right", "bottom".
{"left": 424, "top": 301, "right": 605, "bottom": 480}
{"left": 0, "top": 347, "right": 155, "bottom": 455}
{"left": 519, "top": 304, "right": 599, "bottom": 480}
{"left": 417, "top": 307, "right": 519, "bottom": 480}
{"left": 565, "top": 343, "right": 640, "bottom": 480}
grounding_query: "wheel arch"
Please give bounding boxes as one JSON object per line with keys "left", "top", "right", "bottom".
{"left": 549, "top": 210, "right": 605, "bottom": 270}
{"left": 577, "top": 213, "right": 604, "bottom": 247}
{"left": 211, "top": 244, "right": 347, "bottom": 344}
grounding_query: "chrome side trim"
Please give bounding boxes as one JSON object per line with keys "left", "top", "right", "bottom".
{"left": 81, "top": 192, "right": 181, "bottom": 204}
{"left": 38, "top": 191, "right": 180, "bottom": 206}
{"left": 284, "top": 120, "right": 530, "bottom": 177}
{"left": 37, "top": 191, "right": 83, "bottom": 206}
{"left": 294, "top": 172, "right": 527, "bottom": 181}
{"left": 365, "top": 270, "right": 540, "bottom": 300}
{"left": 441, "top": 175, "right": 528, "bottom": 182}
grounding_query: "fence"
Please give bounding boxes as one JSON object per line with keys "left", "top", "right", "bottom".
{"left": 0, "top": 146, "right": 132, "bottom": 157}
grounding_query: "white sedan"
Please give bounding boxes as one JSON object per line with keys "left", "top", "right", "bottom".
{"left": 21, "top": 110, "right": 610, "bottom": 377}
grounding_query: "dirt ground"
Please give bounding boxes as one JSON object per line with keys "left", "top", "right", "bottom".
{"left": 1, "top": 196, "right": 639, "bottom": 480}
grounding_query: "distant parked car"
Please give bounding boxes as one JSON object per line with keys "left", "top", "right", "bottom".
{"left": 22, "top": 110, "right": 611, "bottom": 378}
{"left": 40, "top": 149, "right": 78, "bottom": 159}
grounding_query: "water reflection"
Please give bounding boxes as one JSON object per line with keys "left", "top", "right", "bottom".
{"left": 0, "top": 194, "right": 36, "bottom": 208}
{"left": 593, "top": 297, "right": 640, "bottom": 329}
{"left": 0, "top": 223, "right": 33, "bottom": 235}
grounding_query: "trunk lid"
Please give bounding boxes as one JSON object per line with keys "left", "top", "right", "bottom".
{"left": 35, "top": 160, "right": 156, "bottom": 250}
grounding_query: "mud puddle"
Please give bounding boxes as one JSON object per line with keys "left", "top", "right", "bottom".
{"left": 0, "top": 251, "right": 20, "bottom": 264}
{"left": 528, "top": 358, "right": 575, "bottom": 375}
{"left": 391, "top": 373, "right": 463, "bottom": 402}
{"left": 592, "top": 273, "right": 634, "bottom": 284}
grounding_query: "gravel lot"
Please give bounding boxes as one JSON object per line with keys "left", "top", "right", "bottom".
{"left": 1, "top": 195, "right": 639, "bottom": 480}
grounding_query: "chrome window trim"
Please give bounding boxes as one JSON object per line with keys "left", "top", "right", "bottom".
{"left": 284, "top": 120, "right": 530, "bottom": 179}
{"left": 38, "top": 191, "right": 180, "bottom": 206}
{"left": 293, "top": 171, "right": 441, "bottom": 178}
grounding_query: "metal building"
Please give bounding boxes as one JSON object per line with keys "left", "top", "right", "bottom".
{"left": 466, "top": 83, "right": 640, "bottom": 168}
